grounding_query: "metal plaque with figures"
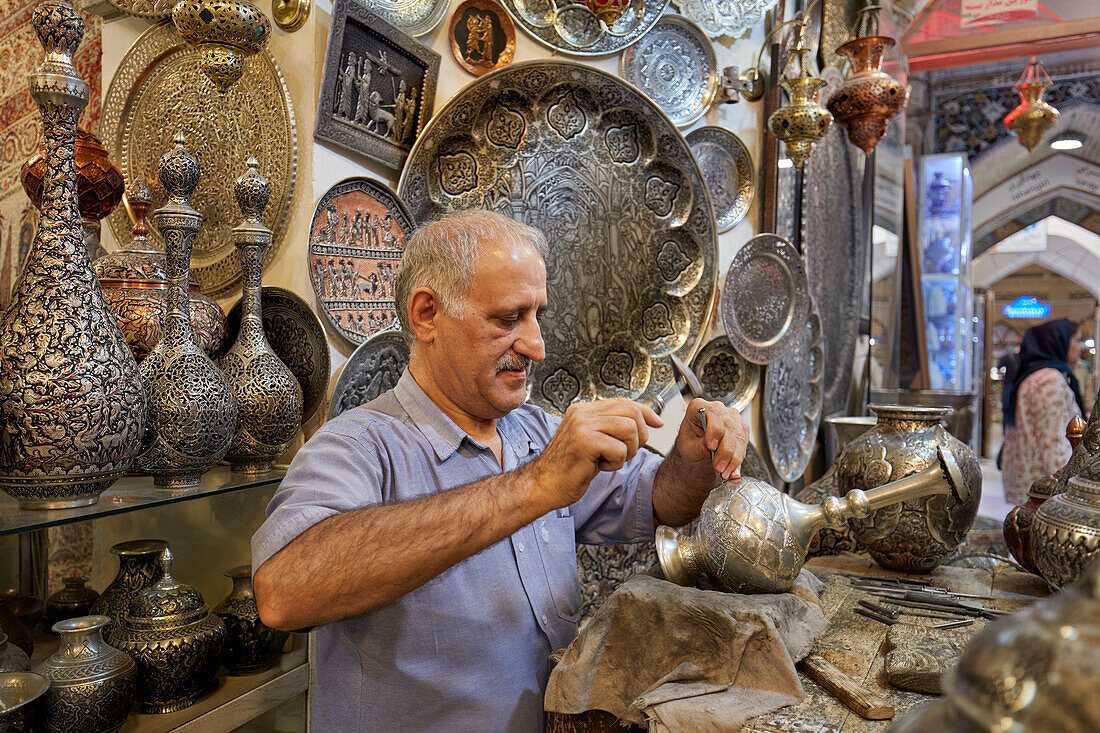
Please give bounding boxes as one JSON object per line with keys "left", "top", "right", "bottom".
{"left": 308, "top": 178, "right": 415, "bottom": 344}
{"left": 316, "top": 0, "right": 441, "bottom": 170}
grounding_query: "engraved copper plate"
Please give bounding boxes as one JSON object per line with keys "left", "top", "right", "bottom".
{"left": 449, "top": 0, "right": 516, "bottom": 77}
{"left": 225, "top": 286, "right": 331, "bottom": 425}
{"left": 308, "top": 177, "right": 414, "bottom": 344}
{"left": 365, "top": 0, "right": 451, "bottom": 36}
{"left": 102, "top": 22, "right": 297, "bottom": 298}
{"left": 720, "top": 234, "right": 808, "bottom": 365}
{"left": 620, "top": 15, "right": 718, "bottom": 128}
{"left": 764, "top": 306, "right": 824, "bottom": 483}
{"left": 686, "top": 126, "right": 754, "bottom": 233}
{"left": 689, "top": 334, "right": 760, "bottom": 411}
{"left": 499, "top": 0, "right": 669, "bottom": 57}
{"left": 397, "top": 61, "right": 718, "bottom": 414}
{"left": 329, "top": 329, "right": 411, "bottom": 419}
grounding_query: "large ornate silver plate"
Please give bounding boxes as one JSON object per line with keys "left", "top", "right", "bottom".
{"left": 720, "top": 234, "right": 808, "bottom": 365}
{"left": 676, "top": 0, "right": 779, "bottom": 39}
{"left": 102, "top": 22, "right": 297, "bottom": 298}
{"left": 686, "top": 126, "right": 754, "bottom": 232}
{"left": 397, "top": 61, "right": 718, "bottom": 414}
{"left": 328, "top": 329, "right": 410, "bottom": 419}
{"left": 742, "top": 441, "right": 778, "bottom": 486}
{"left": 689, "top": 335, "right": 759, "bottom": 411}
{"left": 764, "top": 306, "right": 824, "bottom": 483}
{"left": 226, "top": 287, "right": 331, "bottom": 425}
{"left": 499, "top": 0, "right": 670, "bottom": 57}
{"left": 620, "top": 15, "right": 718, "bottom": 128}
{"left": 365, "top": 0, "right": 450, "bottom": 35}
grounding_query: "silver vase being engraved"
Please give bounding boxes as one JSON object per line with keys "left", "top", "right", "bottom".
{"left": 836, "top": 405, "right": 981, "bottom": 573}
{"left": 0, "top": 0, "right": 146, "bottom": 510}
{"left": 1031, "top": 451, "right": 1100, "bottom": 590}
{"left": 35, "top": 615, "right": 136, "bottom": 733}
{"left": 218, "top": 159, "right": 303, "bottom": 473}
{"left": 891, "top": 558, "right": 1100, "bottom": 733}
{"left": 214, "top": 564, "right": 289, "bottom": 675}
{"left": 134, "top": 133, "right": 238, "bottom": 490}
{"left": 89, "top": 539, "right": 167, "bottom": 641}
{"left": 113, "top": 549, "right": 226, "bottom": 714}
{"left": 657, "top": 446, "right": 969, "bottom": 593}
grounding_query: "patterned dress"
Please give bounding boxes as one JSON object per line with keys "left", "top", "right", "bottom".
{"left": 1002, "top": 367, "right": 1082, "bottom": 504}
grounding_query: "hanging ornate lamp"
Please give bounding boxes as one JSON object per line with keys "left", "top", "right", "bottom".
{"left": 767, "top": 43, "right": 832, "bottom": 168}
{"left": 1004, "top": 58, "right": 1060, "bottom": 152}
{"left": 826, "top": 4, "right": 909, "bottom": 156}
{"left": 172, "top": 0, "right": 271, "bottom": 92}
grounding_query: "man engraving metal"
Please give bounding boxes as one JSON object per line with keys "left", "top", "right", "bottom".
{"left": 252, "top": 211, "right": 749, "bottom": 731}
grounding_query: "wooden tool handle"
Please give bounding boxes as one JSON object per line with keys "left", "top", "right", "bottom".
{"left": 799, "top": 654, "right": 895, "bottom": 720}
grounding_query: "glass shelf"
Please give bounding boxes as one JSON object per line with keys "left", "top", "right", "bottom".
{"left": 0, "top": 465, "right": 285, "bottom": 537}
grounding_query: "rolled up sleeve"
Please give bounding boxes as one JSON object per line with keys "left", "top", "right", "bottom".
{"left": 570, "top": 447, "right": 661, "bottom": 546}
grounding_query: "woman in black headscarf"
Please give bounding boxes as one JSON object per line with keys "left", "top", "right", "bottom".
{"left": 1001, "top": 318, "right": 1087, "bottom": 503}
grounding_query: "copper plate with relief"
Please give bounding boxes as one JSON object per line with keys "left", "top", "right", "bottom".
{"left": 689, "top": 335, "right": 760, "bottom": 412}
{"left": 449, "top": 0, "right": 516, "bottom": 77}
{"left": 397, "top": 61, "right": 718, "bottom": 414}
{"left": 764, "top": 306, "right": 824, "bottom": 483}
{"left": 308, "top": 177, "right": 414, "bottom": 344}
{"left": 686, "top": 126, "right": 754, "bottom": 233}
{"left": 328, "top": 329, "right": 410, "bottom": 419}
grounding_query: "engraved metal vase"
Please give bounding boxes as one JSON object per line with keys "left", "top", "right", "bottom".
{"left": 214, "top": 564, "right": 288, "bottom": 675}
{"left": 891, "top": 558, "right": 1100, "bottom": 733}
{"left": 218, "top": 159, "right": 302, "bottom": 473}
{"left": 172, "top": 0, "right": 271, "bottom": 92}
{"left": 46, "top": 576, "right": 99, "bottom": 627}
{"left": 657, "top": 447, "right": 969, "bottom": 594}
{"left": 0, "top": 672, "right": 49, "bottom": 733}
{"left": 34, "top": 615, "right": 136, "bottom": 733}
{"left": 113, "top": 549, "right": 227, "bottom": 714}
{"left": 90, "top": 538, "right": 168, "bottom": 640}
{"left": 767, "top": 46, "right": 832, "bottom": 168}
{"left": 134, "top": 133, "right": 238, "bottom": 490}
{"left": 93, "top": 175, "right": 228, "bottom": 361}
{"left": 0, "top": 632, "right": 30, "bottom": 673}
{"left": 0, "top": 0, "right": 146, "bottom": 510}
{"left": 1031, "top": 451, "right": 1100, "bottom": 590}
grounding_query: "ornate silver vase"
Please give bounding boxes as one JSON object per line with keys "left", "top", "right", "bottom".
{"left": 113, "top": 549, "right": 226, "bottom": 714}
{"left": 836, "top": 405, "right": 981, "bottom": 573}
{"left": 134, "top": 134, "right": 238, "bottom": 490}
{"left": 35, "top": 616, "right": 136, "bottom": 733}
{"left": 46, "top": 576, "right": 99, "bottom": 627}
{"left": 0, "top": 632, "right": 30, "bottom": 673}
{"left": 1031, "top": 451, "right": 1100, "bottom": 590}
{"left": 218, "top": 159, "right": 303, "bottom": 473}
{"left": 214, "top": 564, "right": 288, "bottom": 674}
{"left": 0, "top": 0, "right": 146, "bottom": 510}
{"left": 89, "top": 538, "right": 167, "bottom": 640}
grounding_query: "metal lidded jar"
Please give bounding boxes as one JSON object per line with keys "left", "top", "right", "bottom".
{"left": 1031, "top": 451, "right": 1100, "bottom": 590}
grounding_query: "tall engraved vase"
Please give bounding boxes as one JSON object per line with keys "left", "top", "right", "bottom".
{"left": 0, "top": 0, "right": 146, "bottom": 509}
{"left": 836, "top": 405, "right": 981, "bottom": 572}
{"left": 218, "top": 159, "right": 302, "bottom": 473}
{"left": 134, "top": 133, "right": 237, "bottom": 490}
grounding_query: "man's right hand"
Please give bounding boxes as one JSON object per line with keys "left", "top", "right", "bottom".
{"left": 526, "top": 398, "right": 664, "bottom": 512}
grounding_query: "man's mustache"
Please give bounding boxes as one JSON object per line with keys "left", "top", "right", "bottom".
{"left": 497, "top": 352, "right": 532, "bottom": 372}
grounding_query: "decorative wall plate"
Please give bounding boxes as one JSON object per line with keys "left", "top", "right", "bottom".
{"left": 328, "top": 329, "right": 410, "bottom": 419}
{"left": 620, "top": 14, "right": 718, "bottom": 128}
{"left": 104, "top": 0, "right": 176, "bottom": 18}
{"left": 225, "top": 286, "right": 331, "bottom": 425}
{"left": 308, "top": 177, "right": 413, "bottom": 345}
{"left": 764, "top": 307, "right": 824, "bottom": 483}
{"left": 364, "top": 0, "right": 450, "bottom": 35}
{"left": 720, "top": 234, "right": 808, "bottom": 365}
{"left": 686, "top": 126, "right": 754, "bottom": 232}
{"left": 498, "top": 0, "right": 670, "bottom": 57}
{"left": 398, "top": 61, "right": 718, "bottom": 414}
{"left": 742, "top": 441, "right": 778, "bottom": 486}
{"left": 689, "top": 335, "right": 760, "bottom": 411}
{"left": 449, "top": 0, "right": 516, "bottom": 76}
{"left": 676, "top": 0, "right": 779, "bottom": 40}
{"left": 101, "top": 22, "right": 297, "bottom": 299}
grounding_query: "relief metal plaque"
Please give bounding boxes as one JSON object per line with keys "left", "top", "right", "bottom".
{"left": 329, "top": 329, "right": 411, "bottom": 419}
{"left": 397, "top": 61, "right": 718, "bottom": 414}
{"left": 764, "top": 307, "right": 824, "bottom": 483}
{"left": 686, "top": 126, "right": 754, "bottom": 233}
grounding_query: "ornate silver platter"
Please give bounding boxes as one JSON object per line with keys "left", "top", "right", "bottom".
{"left": 499, "top": 0, "right": 670, "bottom": 57}
{"left": 104, "top": 0, "right": 176, "bottom": 18}
{"left": 328, "top": 329, "right": 410, "bottom": 419}
{"left": 742, "top": 441, "right": 779, "bottom": 486}
{"left": 720, "top": 234, "right": 808, "bottom": 365}
{"left": 225, "top": 287, "right": 331, "bottom": 425}
{"left": 686, "top": 126, "right": 754, "bottom": 232}
{"left": 764, "top": 306, "right": 824, "bottom": 483}
{"left": 397, "top": 61, "right": 718, "bottom": 414}
{"left": 689, "top": 334, "right": 760, "bottom": 411}
{"left": 102, "top": 22, "right": 297, "bottom": 298}
{"left": 676, "top": 0, "right": 779, "bottom": 40}
{"left": 365, "top": 0, "right": 450, "bottom": 35}
{"left": 620, "top": 15, "right": 718, "bottom": 128}
{"left": 308, "top": 177, "right": 413, "bottom": 345}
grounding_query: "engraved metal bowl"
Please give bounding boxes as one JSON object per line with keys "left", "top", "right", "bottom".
{"left": 0, "top": 672, "right": 49, "bottom": 733}
{"left": 686, "top": 126, "right": 754, "bottom": 232}
{"left": 620, "top": 15, "right": 718, "bottom": 128}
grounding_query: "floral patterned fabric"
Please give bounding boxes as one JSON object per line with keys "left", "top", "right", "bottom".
{"left": 1002, "top": 367, "right": 1082, "bottom": 504}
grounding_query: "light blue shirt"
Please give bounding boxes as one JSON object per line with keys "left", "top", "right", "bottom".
{"left": 252, "top": 370, "right": 660, "bottom": 732}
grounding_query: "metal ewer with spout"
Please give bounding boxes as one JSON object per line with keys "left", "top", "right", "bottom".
{"left": 656, "top": 410, "right": 971, "bottom": 594}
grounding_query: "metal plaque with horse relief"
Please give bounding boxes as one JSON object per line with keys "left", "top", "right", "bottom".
{"left": 308, "top": 178, "right": 414, "bottom": 344}
{"left": 316, "top": 0, "right": 441, "bottom": 170}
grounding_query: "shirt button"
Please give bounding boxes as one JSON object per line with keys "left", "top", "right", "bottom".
{"left": 517, "top": 542, "right": 525, "bottom": 552}
{"left": 541, "top": 614, "right": 549, "bottom": 625}
{"left": 540, "top": 523, "right": 550, "bottom": 543}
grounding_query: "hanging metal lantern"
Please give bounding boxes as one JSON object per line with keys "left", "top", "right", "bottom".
{"left": 826, "top": 5, "right": 908, "bottom": 156}
{"left": 172, "top": 0, "right": 271, "bottom": 93}
{"left": 767, "top": 45, "right": 832, "bottom": 168}
{"left": 1004, "top": 59, "right": 1060, "bottom": 153}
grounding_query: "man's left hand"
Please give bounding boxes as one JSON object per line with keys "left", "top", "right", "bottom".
{"left": 674, "top": 398, "right": 750, "bottom": 481}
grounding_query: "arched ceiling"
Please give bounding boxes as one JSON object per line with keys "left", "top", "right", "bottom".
{"left": 974, "top": 232, "right": 1100, "bottom": 301}
{"left": 974, "top": 193, "right": 1100, "bottom": 256}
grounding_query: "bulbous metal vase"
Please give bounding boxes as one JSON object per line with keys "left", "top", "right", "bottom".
{"left": 89, "top": 538, "right": 167, "bottom": 640}
{"left": 657, "top": 446, "right": 969, "bottom": 594}
{"left": 1031, "top": 451, "right": 1100, "bottom": 590}
{"left": 214, "top": 564, "right": 288, "bottom": 674}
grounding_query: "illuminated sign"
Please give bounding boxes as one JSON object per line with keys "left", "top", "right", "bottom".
{"left": 1002, "top": 296, "right": 1051, "bottom": 319}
